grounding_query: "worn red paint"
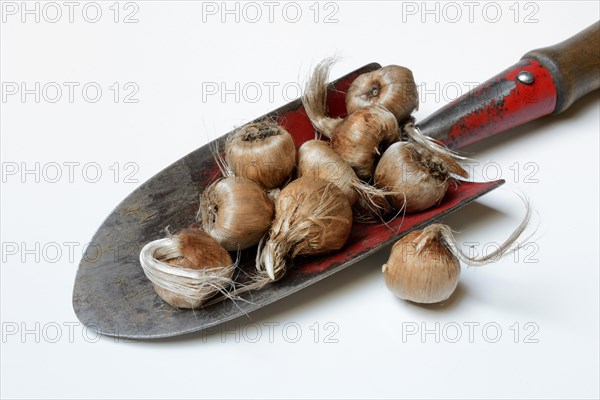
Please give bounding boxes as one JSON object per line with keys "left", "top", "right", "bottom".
{"left": 294, "top": 179, "right": 503, "bottom": 275}
{"left": 441, "top": 59, "right": 558, "bottom": 149}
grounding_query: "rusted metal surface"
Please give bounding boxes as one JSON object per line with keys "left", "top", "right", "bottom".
{"left": 72, "top": 63, "right": 505, "bottom": 339}
{"left": 418, "top": 59, "right": 557, "bottom": 149}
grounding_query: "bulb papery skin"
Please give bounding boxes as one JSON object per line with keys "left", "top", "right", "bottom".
{"left": 382, "top": 226, "right": 460, "bottom": 304}
{"left": 297, "top": 139, "right": 358, "bottom": 205}
{"left": 331, "top": 106, "right": 399, "bottom": 180}
{"left": 273, "top": 177, "right": 352, "bottom": 257}
{"left": 351, "top": 193, "right": 393, "bottom": 223}
{"left": 346, "top": 65, "right": 419, "bottom": 121}
{"left": 375, "top": 142, "right": 451, "bottom": 213}
{"left": 257, "top": 176, "right": 353, "bottom": 280}
{"left": 199, "top": 177, "right": 274, "bottom": 251}
{"left": 301, "top": 57, "right": 344, "bottom": 139}
{"left": 225, "top": 122, "right": 296, "bottom": 189}
{"left": 140, "top": 229, "right": 234, "bottom": 309}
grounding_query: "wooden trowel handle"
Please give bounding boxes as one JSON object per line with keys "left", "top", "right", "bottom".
{"left": 417, "top": 21, "right": 600, "bottom": 150}
{"left": 525, "top": 21, "right": 600, "bottom": 113}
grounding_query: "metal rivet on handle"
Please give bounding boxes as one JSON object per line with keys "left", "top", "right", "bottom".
{"left": 517, "top": 70, "right": 535, "bottom": 85}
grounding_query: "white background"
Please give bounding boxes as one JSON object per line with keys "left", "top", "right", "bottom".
{"left": 1, "top": 1, "right": 599, "bottom": 399}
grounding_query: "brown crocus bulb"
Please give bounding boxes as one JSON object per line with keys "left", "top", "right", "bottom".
{"left": 225, "top": 121, "right": 296, "bottom": 189}
{"left": 382, "top": 224, "right": 460, "bottom": 304}
{"left": 297, "top": 139, "right": 392, "bottom": 220}
{"left": 383, "top": 204, "right": 533, "bottom": 305}
{"left": 330, "top": 106, "right": 399, "bottom": 180}
{"left": 346, "top": 65, "right": 419, "bottom": 121}
{"left": 302, "top": 58, "right": 400, "bottom": 180}
{"left": 198, "top": 177, "right": 274, "bottom": 251}
{"left": 374, "top": 141, "right": 468, "bottom": 213}
{"left": 297, "top": 139, "right": 359, "bottom": 204}
{"left": 256, "top": 176, "right": 353, "bottom": 280}
{"left": 139, "top": 228, "right": 235, "bottom": 309}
